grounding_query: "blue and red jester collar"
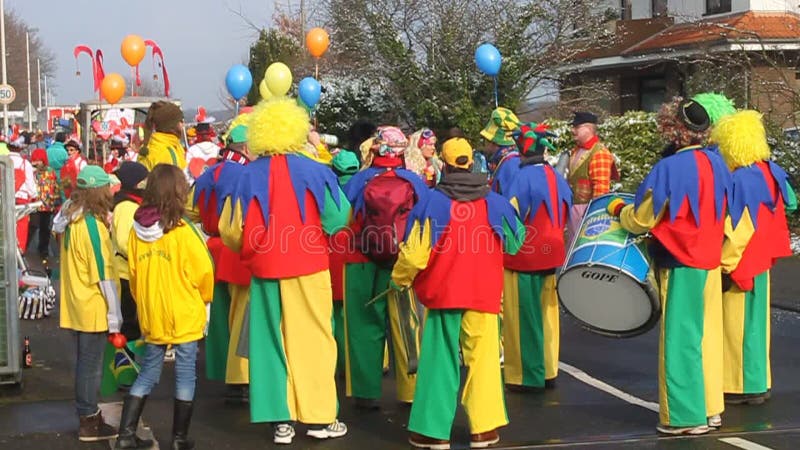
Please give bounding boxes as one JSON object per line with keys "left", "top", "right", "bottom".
{"left": 218, "top": 154, "right": 343, "bottom": 225}
{"left": 728, "top": 161, "right": 791, "bottom": 229}
{"left": 193, "top": 161, "right": 247, "bottom": 216}
{"left": 505, "top": 164, "right": 572, "bottom": 226}
{"left": 634, "top": 146, "right": 732, "bottom": 224}
{"left": 404, "top": 189, "right": 521, "bottom": 248}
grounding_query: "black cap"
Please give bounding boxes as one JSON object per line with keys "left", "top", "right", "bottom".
{"left": 571, "top": 111, "right": 598, "bottom": 127}
{"left": 116, "top": 161, "right": 148, "bottom": 191}
{"left": 679, "top": 100, "right": 710, "bottom": 132}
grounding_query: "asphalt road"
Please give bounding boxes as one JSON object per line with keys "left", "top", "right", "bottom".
{"left": 2, "top": 255, "right": 800, "bottom": 450}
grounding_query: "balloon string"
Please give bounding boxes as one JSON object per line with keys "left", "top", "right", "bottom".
{"left": 494, "top": 76, "right": 499, "bottom": 108}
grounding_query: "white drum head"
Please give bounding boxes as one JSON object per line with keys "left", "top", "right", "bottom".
{"left": 558, "top": 264, "right": 656, "bottom": 336}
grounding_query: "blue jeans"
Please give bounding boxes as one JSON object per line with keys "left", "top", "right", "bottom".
{"left": 130, "top": 341, "right": 199, "bottom": 401}
{"left": 75, "top": 331, "right": 106, "bottom": 416}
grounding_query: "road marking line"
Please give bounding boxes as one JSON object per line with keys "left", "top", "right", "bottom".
{"left": 558, "top": 361, "right": 660, "bottom": 413}
{"left": 719, "top": 437, "right": 774, "bottom": 450}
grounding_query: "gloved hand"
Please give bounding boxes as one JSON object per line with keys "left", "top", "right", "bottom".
{"left": 607, "top": 197, "right": 628, "bottom": 217}
{"left": 389, "top": 279, "right": 408, "bottom": 292}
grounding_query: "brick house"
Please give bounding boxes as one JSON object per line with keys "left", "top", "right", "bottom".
{"left": 561, "top": 1, "right": 800, "bottom": 127}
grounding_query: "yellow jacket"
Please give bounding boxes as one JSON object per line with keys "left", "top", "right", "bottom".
{"left": 128, "top": 215, "right": 214, "bottom": 344}
{"left": 112, "top": 199, "right": 139, "bottom": 279}
{"left": 56, "top": 213, "right": 121, "bottom": 333}
{"left": 139, "top": 132, "right": 187, "bottom": 171}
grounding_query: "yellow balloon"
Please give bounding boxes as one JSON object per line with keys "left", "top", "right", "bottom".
{"left": 264, "top": 62, "right": 293, "bottom": 97}
{"left": 259, "top": 79, "right": 272, "bottom": 100}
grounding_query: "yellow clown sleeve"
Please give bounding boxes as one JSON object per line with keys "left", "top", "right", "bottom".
{"left": 619, "top": 190, "right": 666, "bottom": 235}
{"left": 218, "top": 197, "right": 244, "bottom": 253}
{"left": 721, "top": 210, "right": 755, "bottom": 274}
{"left": 391, "top": 219, "right": 432, "bottom": 288}
{"left": 185, "top": 185, "right": 201, "bottom": 224}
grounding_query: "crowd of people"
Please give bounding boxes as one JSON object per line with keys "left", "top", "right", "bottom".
{"left": 3, "top": 91, "right": 795, "bottom": 449}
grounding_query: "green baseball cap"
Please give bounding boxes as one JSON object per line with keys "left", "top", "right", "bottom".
{"left": 227, "top": 124, "right": 247, "bottom": 144}
{"left": 76, "top": 165, "right": 112, "bottom": 189}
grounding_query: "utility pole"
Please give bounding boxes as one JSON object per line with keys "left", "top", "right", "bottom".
{"left": 43, "top": 75, "right": 48, "bottom": 107}
{"left": 37, "top": 58, "right": 41, "bottom": 109}
{"left": 26, "top": 31, "right": 32, "bottom": 130}
{"left": 1, "top": 0, "right": 8, "bottom": 134}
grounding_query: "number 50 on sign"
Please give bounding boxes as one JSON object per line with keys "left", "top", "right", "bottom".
{"left": 0, "top": 84, "right": 17, "bottom": 105}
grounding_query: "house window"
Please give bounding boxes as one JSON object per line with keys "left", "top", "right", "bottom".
{"left": 640, "top": 77, "right": 667, "bottom": 112}
{"left": 706, "top": 0, "right": 732, "bottom": 15}
{"left": 652, "top": 0, "right": 668, "bottom": 17}
{"left": 621, "top": 0, "right": 632, "bottom": 20}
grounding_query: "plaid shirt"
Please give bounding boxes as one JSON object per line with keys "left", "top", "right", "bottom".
{"left": 588, "top": 148, "right": 614, "bottom": 198}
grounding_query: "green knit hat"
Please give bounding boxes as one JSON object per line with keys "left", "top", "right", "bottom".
{"left": 692, "top": 93, "right": 737, "bottom": 125}
{"left": 76, "top": 166, "right": 112, "bottom": 189}
{"left": 480, "top": 107, "right": 520, "bottom": 146}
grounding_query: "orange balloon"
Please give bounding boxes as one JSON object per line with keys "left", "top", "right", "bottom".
{"left": 121, "top": 34, "right": 146, "bottom": 67}
{"left": 306, "top": 28, "right": 330, "bottom": 58}
{"left": 101, "top": 73, "right": 126, "bottom": 104}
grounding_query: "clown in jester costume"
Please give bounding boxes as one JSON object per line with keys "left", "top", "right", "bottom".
{"left": 501, "top": 123, "right": 572, "bottom": 390}
{"left": 191, "top": 124, "right": 253, "bottom": 399}
{"left": 392, "top": 137, "right": 525, "bottom": 449}
{"left": 608, "top": 97, "right": 732, "bottom": 435}
{"left": 340, "top": 126, "right": 429, "bottom": 407}
{"left": 710, "top": 111, "right": 797, "bottom": 405}
{"left": 218, "top": 98, "right": 351, "bottom": 444}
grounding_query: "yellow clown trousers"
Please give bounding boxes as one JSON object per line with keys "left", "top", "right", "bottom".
{"left": 657, "top": 266, "right": 724, "bottom": 427}
{"left": 723, "top": 271, "right": 771, "bottom": 395}
{"left": 502, "top": 270, "right": 559, "bottom": 387}
{"left": 248, "top": 270, "right": 338, "bottom": 424}
{"left": 204, "top": 282, "right": 250, "bottom": 384}
{"left": 408, "top": 309, "right": 508, "bottom": 440}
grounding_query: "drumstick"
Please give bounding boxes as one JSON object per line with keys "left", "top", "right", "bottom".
{"left": 365, "top": 286, "right": 406, "bottom": 307}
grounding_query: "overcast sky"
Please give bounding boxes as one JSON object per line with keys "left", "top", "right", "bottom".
{"left": 7, "top": 0, "right": 279, "bottom": 110}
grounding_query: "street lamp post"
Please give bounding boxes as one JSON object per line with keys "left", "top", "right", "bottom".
{"left": 1, "top": 0, "right": 8, "bottom": 134}
{"left": 26, "top": 31, "right": 32, "bottom": 130}
{"left": 37, "top": 58, "right": 41, "bottom": 109}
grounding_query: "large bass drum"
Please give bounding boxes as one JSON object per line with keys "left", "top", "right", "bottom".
{"left": 557, "top": 193, "right": 659, "bottom": 338}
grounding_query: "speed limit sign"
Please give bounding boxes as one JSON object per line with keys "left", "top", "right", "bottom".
{"left": 0, "top": 84, "right": 16, "bottom": 105}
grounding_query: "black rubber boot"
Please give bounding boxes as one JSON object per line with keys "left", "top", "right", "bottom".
{"left": 114, "top": 395, "right": 153, "bottom": 449}
{"left": 171, "top": 399, "right": 195, "bottom": 450}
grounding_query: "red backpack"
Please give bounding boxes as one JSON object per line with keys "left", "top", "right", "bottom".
{"left": 360, "top": 173, "right": 416, "bottom": 267}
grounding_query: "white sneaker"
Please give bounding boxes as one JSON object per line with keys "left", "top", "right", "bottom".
{"left": 307, "top": 420, "right": 347, "bottom": 439}
{"left": 707, "top": 414, "right": 722, "bottom": 428}
{"left": 273, "top": 423, "right": 295, "bottom": 444}
{"left": 656, "top": 424, "right": 710, "bottom": 435}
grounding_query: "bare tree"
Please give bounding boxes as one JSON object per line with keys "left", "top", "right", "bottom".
{"left": 2, "top": 9, "right": 57, "bottom": 111}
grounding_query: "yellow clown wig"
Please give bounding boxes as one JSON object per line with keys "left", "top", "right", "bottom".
{"left": 709, "top": 110, "right": 771, "bottom": 170}
{"left": 246, "top": 97, "right": 310, "bottom": 155}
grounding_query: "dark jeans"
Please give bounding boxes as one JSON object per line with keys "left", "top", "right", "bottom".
{"left": 75, "top": 331, "right": 106, "bottom": 416}
{"left": 119, "top": 279, "right": 142, "bottom": 341}
{"left": 27, "top": 211, "right": 53, "bottom": 256}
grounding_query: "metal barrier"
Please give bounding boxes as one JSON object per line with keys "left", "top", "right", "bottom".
{"left": 0, "top": 155, "right": 22, "bottom": 385}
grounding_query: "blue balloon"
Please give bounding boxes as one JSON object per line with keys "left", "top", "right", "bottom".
{"left": 298, "top": 77, "right": 322, "bottom": 110}
{"left": 475, "top": 43, "right": 502, "bottom": 76}
{"left": 225, "top": 65, "right": 253, "bottom": 101}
